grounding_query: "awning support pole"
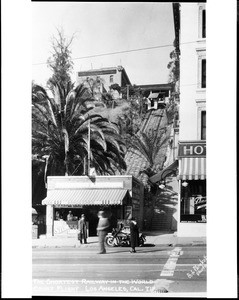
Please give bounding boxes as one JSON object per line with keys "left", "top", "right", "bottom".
{"left": 46, "top": 205, "right": 54, "bottom": 238}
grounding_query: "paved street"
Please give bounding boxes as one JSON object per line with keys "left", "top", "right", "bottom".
{"left": 32, "top": 244, "right": 206, "bottom": 296}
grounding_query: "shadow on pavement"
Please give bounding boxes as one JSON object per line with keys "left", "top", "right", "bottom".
{"left": 143, "top": 231, "right": 175, "bottom": 236}
{"left": 140, "top": 243, "right": 155, "bottom": 247}
{"left": 138, "top": 248, "right": 169, "bottom": 253}
{"left": 105, "top": 248, "right": 166, "bottom": 254}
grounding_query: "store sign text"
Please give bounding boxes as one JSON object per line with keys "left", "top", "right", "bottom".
{"left": 194, "top": 196, "right": 206, "bottom": 205}
{"left": 178, "top": 142, "right": 206, "bottom": 157}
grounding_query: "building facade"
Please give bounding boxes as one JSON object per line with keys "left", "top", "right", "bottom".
{"left": 177, "top": 3, "right": 206, "bottom": 237}
{"left": 76, "top": 66, "right": 131, "bottom": 100}
{"left": 42, "top": 175, "right": 144, "bottom": 238}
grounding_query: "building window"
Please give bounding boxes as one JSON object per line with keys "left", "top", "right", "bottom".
{"left": 201, "top": 111, "right": 206, "bottom": 140}
{"left": 110, "top": 75, "right": 114, "bottom": 83}
{"left": 201, "top": 59, "right": 206, "bottom": 88}
{"left": 196, "top": 49, "right": 206, "bottom": 89}
{"left": 198, "top": 5, "right": 206, "bottom": 39}
{"left": 202, "top": 9, "right": 206, "bottom": 38}
{"left": 180, "top": 180, "right": 207, "bottom": 223}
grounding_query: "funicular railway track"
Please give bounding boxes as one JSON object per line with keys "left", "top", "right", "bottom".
{"left": 140, "top": 107, "right": 166, "bottom": 137}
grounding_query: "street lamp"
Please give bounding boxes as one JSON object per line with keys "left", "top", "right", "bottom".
{"left": 182, "top": 181, "right": 188, "bottom": 187}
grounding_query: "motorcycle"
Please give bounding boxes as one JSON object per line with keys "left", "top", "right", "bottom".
{"left": 106, "top": 228, "right": 146, "bottom": 247}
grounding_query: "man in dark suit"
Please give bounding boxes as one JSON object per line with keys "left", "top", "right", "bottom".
{"left": 78, "top": 214, "right": 87, "bottom": 244}
{"left": 129, "top": 217, "right": 139, "bottom": 253}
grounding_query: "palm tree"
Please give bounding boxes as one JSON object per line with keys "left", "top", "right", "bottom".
{"left": 32, "top": 80, "right": 127, "bottom": 177}
{"left": 127, "top": 128, "right": 169, "bottom": 177}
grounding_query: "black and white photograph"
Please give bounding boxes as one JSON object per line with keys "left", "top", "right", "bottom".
{"left": 2, "top": 0, "right": 237, "bottom": 298}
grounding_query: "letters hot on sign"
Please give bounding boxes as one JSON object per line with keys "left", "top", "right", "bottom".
{"left": 178, "top": 141, "right": 206, "bottom": 158}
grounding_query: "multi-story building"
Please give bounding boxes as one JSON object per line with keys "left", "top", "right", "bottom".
{"left": 76, "top": 65, "right": 131, "bottom": 100}
{"left": 148, "top": 3, "right": 206, "bottom": 236}
{"left": 176, "top": 3, "right": 206, "bottom": 237}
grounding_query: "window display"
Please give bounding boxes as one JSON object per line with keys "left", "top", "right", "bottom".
{"left": 180, "top": 180, "right": 206, "bottom": 222}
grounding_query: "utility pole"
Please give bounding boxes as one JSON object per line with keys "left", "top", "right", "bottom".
{"left": 126, "top": 84, "right": 129, "bottom": 100}
{"left": 126, "top": 84, "right": 129, "bottom": 101}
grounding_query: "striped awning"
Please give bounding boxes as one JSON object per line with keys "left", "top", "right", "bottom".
{"left": 42, "top": 189, "right": 128, "bottom": 206}
{"left": 178, "top": 157, "right": 206, "bottom": 180}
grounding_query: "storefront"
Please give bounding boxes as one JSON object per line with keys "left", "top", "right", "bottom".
{"left": 42, "top": 175, "right": 144, "bottom": 238}
{"left": 177, "top": 141, "right": 206, "bottom": 237}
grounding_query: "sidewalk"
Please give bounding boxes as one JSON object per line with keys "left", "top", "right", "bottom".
{"left": 32, "top": 231, "right": 206, "bottom": 248}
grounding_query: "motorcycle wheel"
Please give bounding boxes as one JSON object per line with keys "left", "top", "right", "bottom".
{"left": 106, "top": 236, "right": 116, "bottom": 247}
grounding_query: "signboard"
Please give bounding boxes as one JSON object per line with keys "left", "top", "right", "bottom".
{"left": 195, "top": 196, "right": 206, "bottom": 210}
{"left": 178, "top": 141, "right": 206, "bottom": 157}
{"left": 125, "top": 206, "right": 132, "bottom": 219}
{"left": 181, "top": 195, "right": 206, "bottom": 223}
{"left": 132, "top": 179, "right": 141, "bottom": 210}
{"left": 48, "top": 181, "right": 124, "bottom": 190}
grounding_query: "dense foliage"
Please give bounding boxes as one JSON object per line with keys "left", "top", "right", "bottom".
{"left": 32, "top": 81, "right": 127, "bottom": 176}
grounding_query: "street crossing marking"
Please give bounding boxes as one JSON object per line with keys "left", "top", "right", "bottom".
{"left": 160, "top": 247, "right": 182, "bottom": 277}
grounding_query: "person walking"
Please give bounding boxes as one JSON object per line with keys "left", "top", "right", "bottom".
{"left": 78, "top": 214, "right": 88, "bottom": 244}
{"left": 129, "top": 217, "right": 139, "bottom": 253}
{"left": 97, "top": 211, "right": 110, "bottom": 254}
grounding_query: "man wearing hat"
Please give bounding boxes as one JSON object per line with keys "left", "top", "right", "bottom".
{"left": 78, "top": 214, "right": 88, "bottom": 244}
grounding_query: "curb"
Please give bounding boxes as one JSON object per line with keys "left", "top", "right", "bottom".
{"left": 176, "top": 243, "right": 206, "bottom": 247}
{"left": 32, "top": 243, "right": 206, "bottom": 249}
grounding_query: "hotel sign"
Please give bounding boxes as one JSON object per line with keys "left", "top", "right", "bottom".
{"left": 178, "top": 141, "right": 206, "bottom": 158}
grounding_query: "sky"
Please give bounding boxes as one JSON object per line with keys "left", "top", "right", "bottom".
{"left": 32, "top": 2, "right": 175, "bottom": 86}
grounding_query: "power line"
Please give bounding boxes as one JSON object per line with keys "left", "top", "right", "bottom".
{"left": 32, "top": 41, "right": 198, "bottom": 66}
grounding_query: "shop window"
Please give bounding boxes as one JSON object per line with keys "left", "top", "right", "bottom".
{"left": 201, "top": 111, "right": 206, "bottom": 140}
{"left": 201, "top": 59, "right": 206, "bottom": 88}
{"left": 180, "top": 180, "right": 206, "bottom": 223}
{"left": 202, "top": 9, "right": 206, "bottom": 38}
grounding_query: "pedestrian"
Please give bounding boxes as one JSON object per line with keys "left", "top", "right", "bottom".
{"left": 55, "top": 211, "right": 60, "bottom": 220}
{"left": 96, "top": 210, "right": 110, "bottom": 254}
{"left": 67, "top": 211, "right": 73, "bottom": 221}
{"left": 129, "top": 217, "right": 139, "bottom": 253}
{"left": 78, "top": 214, "right": 88, "bottom": 244}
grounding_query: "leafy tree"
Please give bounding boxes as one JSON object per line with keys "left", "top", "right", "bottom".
{"left": 32, "top": 81, "right": 127, "bottom": 176}
{"left": 166, "top": 39, "right": 180, "bottom": 125}
{"left": 116, "top": 87, "right": 147, "bottom": 147}
{"left": 47, "top": 28, "right": 74, "bottom": 91}
{"left": 32, "top": 158, "right": 46, "bottom": 206}
{"left": 109, "top": 83, "right": 121, "bottom": 93}
{"left": 167, "top": 43, "right": 180, "bottom": 87}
